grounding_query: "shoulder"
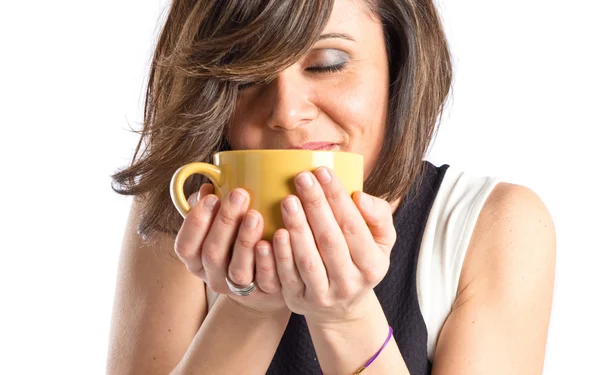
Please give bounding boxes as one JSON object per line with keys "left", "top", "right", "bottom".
{"left": 428, "top": 182, "right": 556, "bottom": 372}
{"left": 410, "top": 167, "right": 556, "bottom": 364}
{"left": 473, "top": 182, "right": 555, "bottom": 264}
{"left": 458, "top": 182, "right": 556, "bottom": 304}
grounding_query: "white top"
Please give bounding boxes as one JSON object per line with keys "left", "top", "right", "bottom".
{"left": 416, "top": 166, "right": 499, "bottom": 360}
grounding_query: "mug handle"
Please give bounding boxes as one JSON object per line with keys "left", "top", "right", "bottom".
{"left": 170, "top": 162, "right": 223, "bottom": 218}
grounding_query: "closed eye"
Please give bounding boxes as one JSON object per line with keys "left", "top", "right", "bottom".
{"left": 306, "top": 62, "right": 347, "bottom": 73}
{"left": 238, "top": 62, "right": 347, "bottom": 91}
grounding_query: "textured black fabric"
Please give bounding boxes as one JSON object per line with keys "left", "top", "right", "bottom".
{"left": 265, "top": 161, "right": 449, "bottom": 375}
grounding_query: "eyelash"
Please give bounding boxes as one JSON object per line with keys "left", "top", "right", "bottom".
{"left": 238, "top": 62, "right": 347, "bottom": 91}
{"left": 306, "top": 62, "right": 347, "bottom": 73}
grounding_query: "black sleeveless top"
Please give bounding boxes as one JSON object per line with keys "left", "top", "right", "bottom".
{"left": 266, "top": 161, "right": 449, "bottom": 375}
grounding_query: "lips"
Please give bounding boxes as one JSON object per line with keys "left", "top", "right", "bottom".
{"left": 288, "top": 142, "right": 337, "bottom": 151}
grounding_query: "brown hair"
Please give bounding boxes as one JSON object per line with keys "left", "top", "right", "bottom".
{"left": 111, "top": 0, "right": 452, "bottom": 244}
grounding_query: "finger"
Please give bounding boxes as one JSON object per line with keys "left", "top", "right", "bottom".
{"left": 228, "top": 209, "right": 263, "bottom": 286}
{"left": 202, "top": 188, "right": 250, "bottom": 293}
{"left": 174, "top": 193, "right": 220, "bottom": 277}
{"left": 291, "top": 171, "right": 353, "bottom": 283}
{"left": 188, "top": 183, "right": 214, "bottom": 210}
{"left": 280, "top": 196, "right": 329, "bottom": 296}
{"left": 353, "top": 191, "right": 397, "bottom": 252}
{"left": 198, "top": 183, "right": 214, "bottom": 202}
{"left": 188, "top": 191, "right": 200, "bottom": 208}
{"left": 255, "top": 240, "right": 281, "bottom": 294}
{"left": 272, "top": 229, "right": 306, "bottom": 299}
{"left": 314, "top": 167, "right": 383, "bottom": 274}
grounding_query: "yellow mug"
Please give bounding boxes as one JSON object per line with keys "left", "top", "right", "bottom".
{"left": 170, "top": 149, "right": 364, "bottom": 240}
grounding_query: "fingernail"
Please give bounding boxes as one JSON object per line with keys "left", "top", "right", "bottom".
{"left": 204, "top": 195, "right": 218, "bottom": 210}
{"left": 314, "top": 167, "right": 331, "bottom": 184}
{"left": 283, "top": 196, "right": 299, "bottom": 214}
{"left": 257, "top": 245, "right": 269, "bottom": 257}
{"left": 230, "top": 189, "right": 246, "bottom": 206}
{"left": 244, "top": 212, "right": 258, "bottom": 229}
{"left": 296, "top": 172, "right": 313, "bottom": 189}
{"left": 361, "top": 192, "right": 373, "bottom": 211}
{"left": 274, "top": 232, "right": 289, "bottom": 245}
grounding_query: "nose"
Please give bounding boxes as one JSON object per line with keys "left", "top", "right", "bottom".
{"left": 265, "top": 69, "right": 319, "bottom": 131}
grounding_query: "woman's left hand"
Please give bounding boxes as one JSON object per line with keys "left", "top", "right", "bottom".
{"left": 272, "top": 167, "right": 397, "bottom": 325}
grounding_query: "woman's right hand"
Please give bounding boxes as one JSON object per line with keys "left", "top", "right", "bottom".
{"left": 174, "top": 183, "right": 288, "bottom": 316}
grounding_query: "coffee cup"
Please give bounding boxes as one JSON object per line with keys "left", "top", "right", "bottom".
{"left": 170, "top": 149, "right": 363, "bottom": 240}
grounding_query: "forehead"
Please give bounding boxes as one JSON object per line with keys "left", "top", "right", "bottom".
{"left": 322, "top": 0, "right": 377, "bottom": 39}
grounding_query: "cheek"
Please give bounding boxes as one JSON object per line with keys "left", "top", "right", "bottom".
{"left": 229, "top": 99, "right": 266, "bottom": 150}
{"left": 320, "top": 70, "right": 388, "bottom": 176}
{"left": 228, "top": 118, "right": 263, "bottom": 150}
{"left": 319, "top": 70, "right": 388, "bottom": 144}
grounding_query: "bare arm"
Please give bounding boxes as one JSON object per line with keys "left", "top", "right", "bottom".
{"left": 291, "top": 182, "right": 554, "bottom": 374}
{"left": 106, "top": 198, "right": 290, "bottom": 375}
{"left": 432, "top": 183, "right": 556, "bottom": 374}
{"left": 172, "top": 294, "right": 290, "bottom": 375}
{"left": 106, "top": 199, "right": 207, "bottom": 374}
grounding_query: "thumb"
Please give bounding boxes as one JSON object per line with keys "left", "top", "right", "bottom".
{"left": 353, "top": 192, "right": 397, "bottom": 251}
{"left": 187, "top": 183, "right": 215, "bottom": 208}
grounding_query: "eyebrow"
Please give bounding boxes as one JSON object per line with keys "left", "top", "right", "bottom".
{"left": 318, "top": 33, "right": 356, "bottom": 42}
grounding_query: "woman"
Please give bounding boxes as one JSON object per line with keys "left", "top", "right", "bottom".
{"left": 108, "top": 0, "right": 555, "bottom": 374}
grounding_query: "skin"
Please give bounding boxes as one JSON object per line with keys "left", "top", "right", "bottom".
{"left": 229, "top": 0, "right": 389, "bottom": 178}
{"left": 174, "top": 0, "right": 556, "bottom": 373}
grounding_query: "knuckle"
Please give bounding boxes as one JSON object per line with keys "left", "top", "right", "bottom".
{"left": 192, "top": 268, "right": 207, "bottom": 282}
{"left": 228, "top": 268, "right": 252, "bottom": 285}
{"left": 256, "top": 262, "right": 273, "bottom": 274}
{"left": 363, "top": 271, "right": 380, "bottom": 285}
{"left": 286, "top": 219, "right": 305, "bottom": 234}
{"left": 335, "top": 282, "right": 355, "bottom": 299}
{"left": 362, "top": 262, "right": 385, "bottom": 285}
{"left": 324, "top": 186, "right": 345, "bottom": 201}
{"left": 275, "top": 252, "right": 294, "bottom": 264}
{"left": 370, "top": 215, "right": 386, "bottom": 228}
{"left": 235, "top": 236, "right": 256, "bottom": 249}
{"left": 280, "top": 274, "right": 300, "bottom": 286}
{"left": 173, "top": 241, "right": 197, "bottom": 260}
{"left": 298, "top": 257, "right": 319, "bottom": 274}
{"left": 276, "top": 253, "right": 294, "bottom": 264}
{"left": 304, "top": 194, "right": 324, "bottom": 210}
{"left": 185, "top": 263, "right": 204, "bottom": 276}
{"left": 340, "top": 217, "right": 359, "bottom": 236}
{"left": 186, "top": 210, "right": 212, "bottom": 228}
{"left": 217, "top": 211, "right": 240, "bottom": 227}
{"left": 308, "top": 293, "right": 329, "bottom": 308}
{"left": 201, "top": 243, "right": 222, "bottom": 267}
{"left": 316, "top": 231, "right": 338, "bottom": 253}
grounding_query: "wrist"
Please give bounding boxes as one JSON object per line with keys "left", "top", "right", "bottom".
{"left": 305, "top": 289, "right": 381, "bottom": 328}
{"left": 223, "top": 294, "right": 292, "bottom": 321}
{"left": 304, "top": 292, "right": 395, "bottom": 375}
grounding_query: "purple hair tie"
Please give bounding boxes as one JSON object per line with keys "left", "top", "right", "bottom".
{"left": 319, "top": 325, "right": 394, "bottom": 375}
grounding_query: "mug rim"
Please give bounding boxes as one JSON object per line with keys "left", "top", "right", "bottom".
{"left": 215, "top": 149, "right": 363, "bottom": 157}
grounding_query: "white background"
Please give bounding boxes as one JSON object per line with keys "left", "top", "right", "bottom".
{"left": 1, "top": 0, "right": 598, "bottom": 373}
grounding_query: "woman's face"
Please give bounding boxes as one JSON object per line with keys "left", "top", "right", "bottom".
{"left": 228, "top": 0, "right": 389, "bottom": 177}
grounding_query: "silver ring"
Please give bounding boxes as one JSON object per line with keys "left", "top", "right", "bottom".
{"left": 226, "top": 276, "right": 257, "bottom": 297}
